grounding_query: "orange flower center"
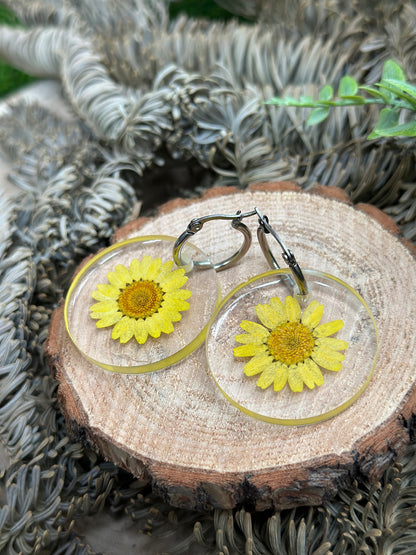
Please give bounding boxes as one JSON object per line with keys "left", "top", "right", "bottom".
{"left": 118, "top": 280, "right": 163, "bottom": 319}
{"left": 267, "top": 321, "right": 315, "bottom": 365}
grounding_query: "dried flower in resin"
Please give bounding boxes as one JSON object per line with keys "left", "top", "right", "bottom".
{"left": 90, "top": 255, "right": 191, "bottom": 344}
{"left": 234, "top": 295, "right": 348, "bottom": 392}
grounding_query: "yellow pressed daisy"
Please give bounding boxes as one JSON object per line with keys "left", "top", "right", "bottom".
{"left": 89, "top": 255, "right": 191, "bottom": 344}
{"left": 233, "top": 295, "right": 348, "bottom": 393}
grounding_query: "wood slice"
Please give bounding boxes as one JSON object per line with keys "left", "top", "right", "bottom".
{"left": 46, "top": 182, "right": 416, "bottom": 511}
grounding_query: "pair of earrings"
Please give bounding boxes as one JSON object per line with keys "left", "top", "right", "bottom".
{"left": 65, "top": 208, "right": 378, "bottom": 424}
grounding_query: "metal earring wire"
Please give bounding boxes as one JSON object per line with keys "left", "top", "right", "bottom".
{"left": 173, "top": 207, "right": 309, "bottom": 297}
{"left": 255, "top": 207, "right": 309, "bottom": 297}
{"left": 173, "top": 210, "right": 256, "bottom": 271}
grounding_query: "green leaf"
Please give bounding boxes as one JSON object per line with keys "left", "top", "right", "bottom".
{"left": 374, "top": 107, "right": 399, "bottom": 130}
{"left": 367, "top": 130, "right": 382, "bottom": 139}
{"left": 265, "top": 96, "right": 311, "bottom": 107}
{"left": 266, "top": 95, "right": 326, "bottom": 108}
{"left": 378, "top": 80, "right": 416, "bottom": 109}
{"left": 299, "top": 95, "right": 315, "bottom": 104}
{"left": 265, "top": 97, "right": 291, "bottom": 106}
{"left": 369, "top": 117, "right": 416, "bottom": 138}
{"left": 338, "top": 95, "right": 366, "bottom": 104}
{"left": 383, "top": 78, "right": 416, "bottom": 101}
{"left": 359, "top": 85, "right": 391, "bottom": 103}
{"left": 382, "top": 59, "right": 406, "bottom": 82}
{"left": 265, "top": 97, "right": 289, "bottom": 106}
{"left": 319, "top": 85, "right": 333, "bottom": 101}
{"left": 367, "top": 107, "right": 411, "bottom": 139}
{"left": 314, "top": 100, "right": 337, "bottom": 106}
{"left": 338, "top": 76, "right": 358, "bottom": 97}
{"left": 307, "top": 107, "right": 329, "bottom": 126}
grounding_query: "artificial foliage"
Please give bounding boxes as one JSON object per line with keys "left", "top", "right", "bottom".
{"left": 0, "top": 0, "right": 415, "bottom": 553}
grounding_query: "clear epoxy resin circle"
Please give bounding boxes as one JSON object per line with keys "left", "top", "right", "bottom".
{"left": 65, "top": 236, "right": 220, "bottom": 373}
{"left": 206, "top": 269, "right": 378, "bottom": 425}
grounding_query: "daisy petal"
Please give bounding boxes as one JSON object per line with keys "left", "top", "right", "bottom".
{"left": 118, "top": 327, "right": 134, "bottom": 343}
{"left": 160, "top": 270, "right": 188, "bottom": 291}
{"left": 301, "top": 300, "right": 324, "bottom": 329}
{"left": 134, "top": 319, "right": 148, "bottom": 344}
{"left": 130, "top": 255, "right": 152, "bottom": 280}
{"left": 297, "top": 361, "right": 315, "bottom": 389}
{"left": 153, "top": 312, "right": 174, "bottom": 334}
{"left": 235, "top": 333, "right": 263, "bottom": 345}
{"left": 312, "top": 347, "right": 344, "bottom": 371}
{"left": 305, "top": 359, "right": 324, "bottom": 386}
{"left": 236, "top": 322, "right": 268, "bottom": 344}
{"left": 269, "top": 297, "right": 285, "bottom": 323}
{"left": 160, "top": 305, "right": 182, "bottom": 322}
{"left": 91, "top": 290, "right": 114, "bottom": 302}
{"left": 145, "top": 315, "right": 162, "bottom": 338}
{"left": 313, "top": 319, "right": 344, "bottom": 338}
{"left": 316, "top": 337, "right": 348, "bottom": 351}
{"left": 158, "top": 260, "right": 174, "bottom": 280}
{"left": 316, "top": 346, "right": 345, "bottom": 362}
{"left": 274, "top": 363, "right": 289, "bottom": 391}
{"left": 90, "top": 311, "right": 116, "bottom": 320}
{"left": 255, "top": 303, "right": 282, "bottom": 329}
{"left": 112, "top": 316, "right": 134, "bottom": 343}
{"left": 114, "top": 264, "right": 133, "bottom": 284}
{"left": 129, "top": 259, "right": 140, "bottom": 280}
{"left": 244, "top": 354, "right": 273, "bottom": 376}
{"left": 95, "top": 312, "right": 122, "bottom": 327}
{"left": 284, "top": 296, "right": 301, "bottom": 322}
{"left": 141, "top": 255, "right": 154, "bottom": 275}
{"left": 165, "top": 288, "right": 192, "bottom": 301}
{"left": 107, "top": 271, "right": 125, "bottom": 289}
{"left": 164, "top": 298, "right": 190, "bottom": 312}
{"left": 96, "top": 283, "right": 120, "bottom": 299}
{"left": 89, "top": 300, "right": 118, "bottom": 313}
{"left": 256, "top": 365, "right": 277, "bottom": 389}
{"left": 288, "top": 366, "right": 304, "bottom": 392}
{"left": 145, "top": 257, "right": 162, "bottom": 281}
{"left": 234, "top": 344, "right": 267, "bottom": 357}
{"left": 239, "top": 320, "right": 269, "bottom": 340}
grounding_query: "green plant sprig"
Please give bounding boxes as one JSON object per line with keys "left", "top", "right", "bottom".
{"left": 266, "top": 59, "right": 416, "bottom": 139}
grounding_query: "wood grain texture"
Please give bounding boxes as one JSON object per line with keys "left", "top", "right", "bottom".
{"left": 46, "top": 182, "right": 416, "bottom": 511}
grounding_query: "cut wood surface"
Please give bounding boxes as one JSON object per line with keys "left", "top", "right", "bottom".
{"left": 46, "top": 182, "right": 416, "bottom": 511}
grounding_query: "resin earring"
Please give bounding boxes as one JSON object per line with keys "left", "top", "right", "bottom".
{"left": 206, "top": 208, "right": 378, "bottom": 425}
{"left": 64, "top": 211, "right": 254, "bottom": 374}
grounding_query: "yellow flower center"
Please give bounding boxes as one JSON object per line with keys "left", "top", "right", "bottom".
{"left": 118, "top": 280, "right": 164, "bottom": 319}
{"left": 267, "top": 321, "right": 315, "bottom": 365}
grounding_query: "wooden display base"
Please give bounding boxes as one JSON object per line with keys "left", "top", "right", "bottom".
{"left": 46, "top": 182, "right": 416, "bottom": 511}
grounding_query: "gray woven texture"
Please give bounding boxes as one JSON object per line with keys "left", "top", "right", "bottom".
{"left": 0, "top": 1, "right": 415, "bottom": 553}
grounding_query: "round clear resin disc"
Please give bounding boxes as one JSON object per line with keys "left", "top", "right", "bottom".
{"left": 206, "top": 269, "right": 378, "bottom": 425}
{"left": 65, "top": 235, "right": 221, "bottom": 373}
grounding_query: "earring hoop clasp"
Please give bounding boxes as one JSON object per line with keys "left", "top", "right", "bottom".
{"left": 173, "top": 210, "right": 256, "bottom": 271}
{"left": 255, "top": 207, "right": 309, "bottom": 296}
{"left": 173, "top": 206, "right": 309, "bottom": 295}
